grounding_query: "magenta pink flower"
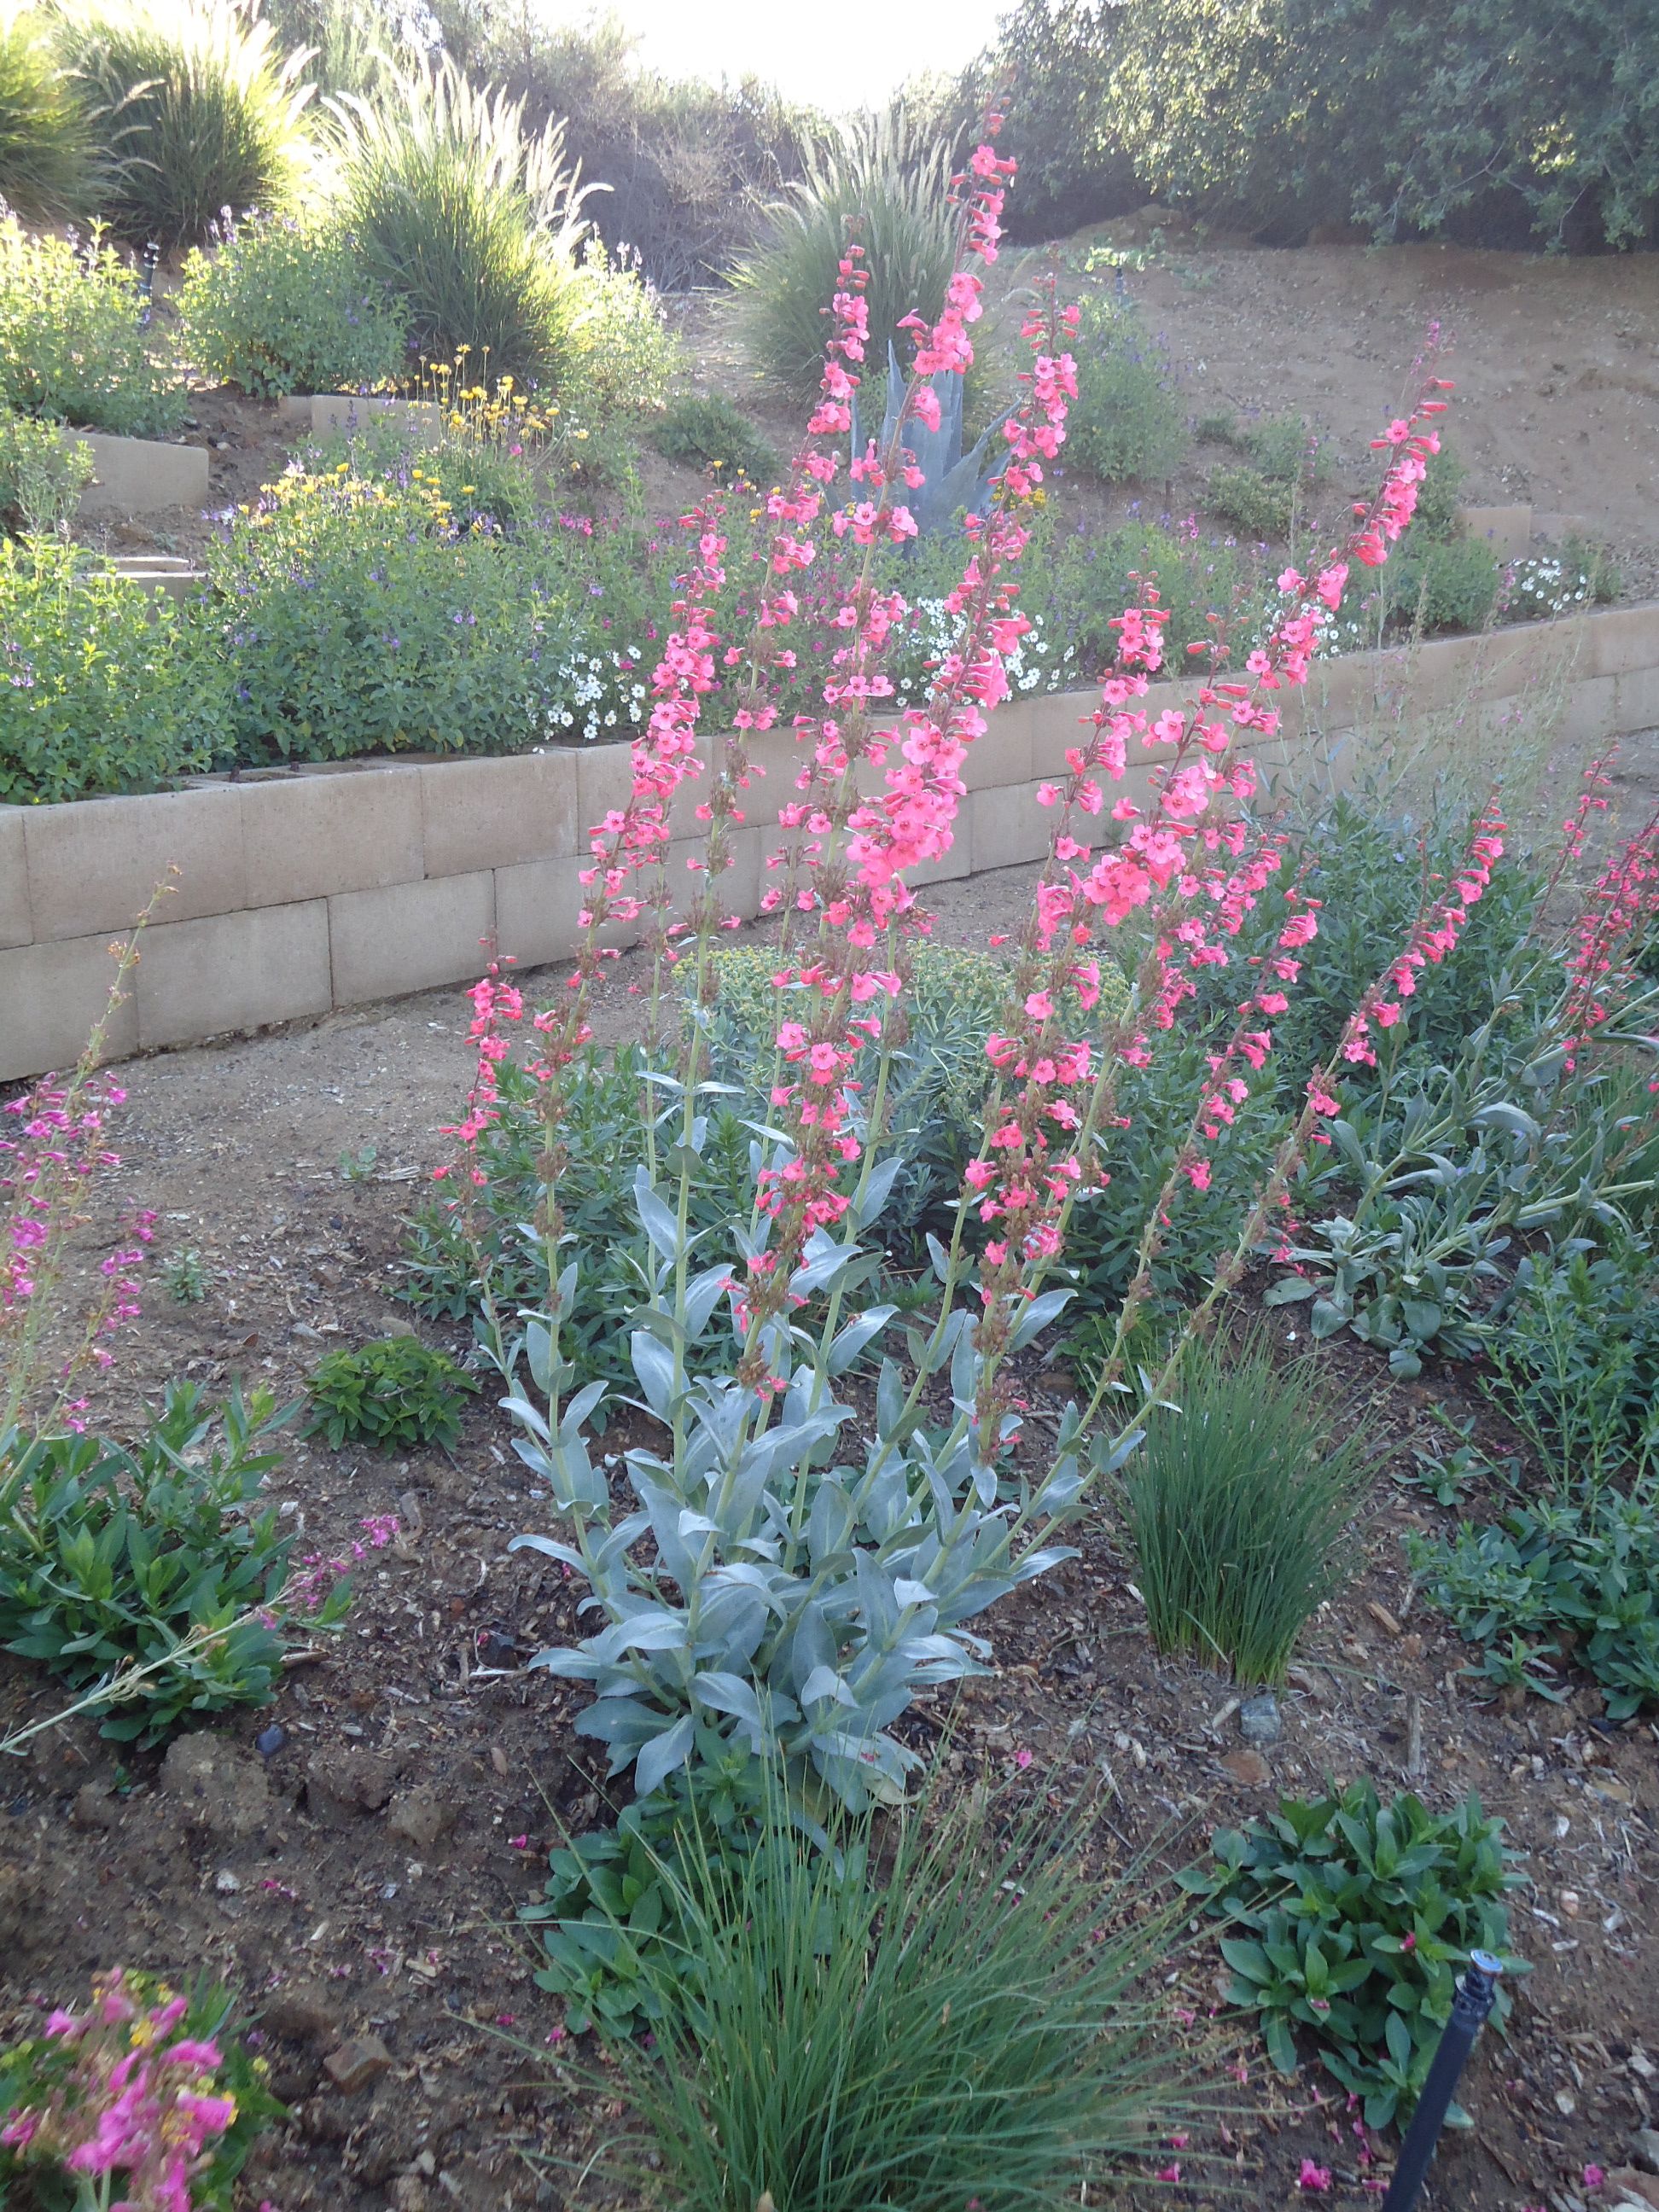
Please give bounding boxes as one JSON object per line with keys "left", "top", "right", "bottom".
{"left": 1298, "top": 2160, "right": 1333, "bottom": 2192}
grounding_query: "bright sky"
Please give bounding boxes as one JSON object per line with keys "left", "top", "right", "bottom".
{"left": 550, "top": 0, "right": 1010, "bottom": 113}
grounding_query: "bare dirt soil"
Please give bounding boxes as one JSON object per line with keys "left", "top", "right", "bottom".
{"left": 3, "top": 777, "right": 1658, "bottom": 2212}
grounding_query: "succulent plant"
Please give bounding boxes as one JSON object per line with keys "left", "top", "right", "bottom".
{"left": 851, "top": 341, "right": 998, "bottom": 538}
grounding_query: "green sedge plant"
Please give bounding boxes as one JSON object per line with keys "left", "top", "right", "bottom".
{"left": 1121, "top": 1332, "right": 1371, "bottom": 1684}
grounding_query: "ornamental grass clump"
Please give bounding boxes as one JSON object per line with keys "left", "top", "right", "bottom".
{"left": 1122, "top": 1334, "right": 1370, "bottom": 1683}
{"left": 579, "top": 1779, "right": 1181, "bottom": 2212}
{"left": 731, "top": 104, "right": 959, "bottom": 399}
{"left": 334, "top": 57, "right": 591, "bottom": 385}
{"left": 0, "top": 9, "right": 99, "bottom": 221}
{"left": 62, "top": 0, "right": 316, "bottom": 250}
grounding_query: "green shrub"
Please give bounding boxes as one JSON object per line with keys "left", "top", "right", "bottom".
{"left": 564, "top": 242, "right": 680, "bottom": 417}
{"left": 1382, "top": 536, "right": 1499, "bottom": 634}
{"left": 0, "top": 1383, "right": 337, "bottom": 1745}
{"left": 652, "top": 391, "right": 779, "bottom": 486}
{"left": 1186, "top": 1782, "right": 1525, "bottom": 2128}
{"left": 731, "top": 105, "right": 958, "bottom": 399}
{"left": 0, "top": 539, "right": 220, "bottom": 803}
{"left": 200, "top": 464, "right": 602, "bottom": 764}
{"left": 1411, "top": 439, "right": 1465, "bottom": 540}
{"left": 177, "top": 209, "right": 410, "bottom": 396}
{"left": 591, "top": 1779, "right": 1180, "bottom": 2211}
{"left": 1122, "top": 1336, "right": 1370, "bottom": 1682}
{"left": 64, "top": 0, "right": 314, "bottom": 250}
{"left": 0, "top": 9, "right": 98, "bottom": 221}
{"left": 1038, "top": 515, "right": 1261, "bottom": 672}
{"left": 1483, "top": 1249, "right": 1659, "bottom": 1485}
{"left": 526, "top": 1724, "right": 773, "bottom": 2036}
{"left": 305, "top": 1334, "right": 476, "bottom": 1452}
{"left": 337, "top": 57, "right": 586, "bottom": 386}
{"left": 1209, "top": 461, "right": 1294, "bottom": 541}
{"left": 0, "top": 210, "right": 184, "bottom": 437}
{"left": 0, "top": 411, "right": 93, "bottom": 533}
{"left": 1065, "top": 300, "right": 1188, "bottom": 486}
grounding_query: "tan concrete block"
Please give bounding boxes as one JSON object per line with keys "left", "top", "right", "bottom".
{"left": 22, "top": 786, "right": 247, "bottom": 943}
{"left": 575, "top": 743, "right": 634, "bottom": 848}
{"left": 961, "top": 698, "right": 1033, "bottom": 791}
{"left": 1614, "top": 662, "right": 1659, "bottom": 736}
{"left": 493, "top": 855, "right": 590, "bottom": 970}
{"left": 0, "top": 809, "right": 28, "bottom": 949}
{"left": 742, "top": 727, "right": 809, "bottom": 832}
{"left": 1028, "top": 688, "right": 1101, "bottom": 777}
{"left": 276, "top": 395, "right": 444, "bottom": 444}
{"left": 136, "top": 901, "right": 331, "bottom": 1049}
{"left": 0, "top": 933, "right": 140, "bottom": 1081}
{"left": 968, "top": 781, "right": 1052, "bottom": 872}
{"left": 1556, "top": 674, "right": 1619, "bottom": 750}
{"left": 240, "top": 769, "right": 422, "bottom": 907}
{"left": 71, "top": 432, "right": 210, "bottom": 520}
{"left": 419, "top": 752, "right": 577, "bottom": 877}
{"left": 1455, "top": 504, "right": 1532, "bottom": 558}
{"left": 905, "top": 815, "right": 975, "bottom": 887}
{"left": 1587, "top": 602, "right": 1659, "bottom": 679}
{"left": 329, "top": 871, "right": 496, "bottom": 1005}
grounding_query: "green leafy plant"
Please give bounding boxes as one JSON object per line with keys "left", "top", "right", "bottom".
{"left": 652, "top": 390, "right": 778, "bottom": 486}
{"left": 1382, "top": 536, "right": 1499, "bottom": 635}
{"left": 0, "top": 538, "right": 220, "bottom": 803}
{"left": 305, "top": 1334, "right": 476, "bottom": 1452}
{"left": 61, "top": 0, "right": 314, "bottom": 250}
{"left": 198, "top": 463, "right": 596, "bottom": 766}
{"left": 0, "top": 9, "right": 99, "bottom": 221}
{"left": 1066, "top": 299, "right": 1188, "bottom": 486}
{"left": 563, "top": 239, "right": 680, "bottom": 417}
{"left": 1209, "top": 462, "right": 1295, "bottom": 542}
{"left": 335, "top": 55, "right": 589, "bottom": 384}
{"left": 161, "top": 1248, "right": 210, "bottom": 1304}
{"left": 579, "top": 1775, "right": 1181, "bottom": 2212}
{"left": 526, "top": 1724, "right": 774, "bottom": 2036}
{"left": 0, "top": 210, "right": 183, "bottom": 437}
{"left": 0, "top": 411, "right": 93, "bottom": 534}
{"left": 1410, "top": 1478, "right": 1659, "bottom": 1717}
{"left": 0, "top": 1382, "right": 335, "bottom": 1745}
{"left": 1186, "top": 1781, "right": 1525, "bottom": 2128}
{"left": 1481, "top": 1247, "right": 1659, "bottom": 1485}
{"left": 1121, "top": 1334, "right": 1370, "bottom": 1682}
{"left": 178, "top": 208, "right": 410, "bottom": 396}
{"left": 731, "top": 104, "right": 958, "bottom": 399}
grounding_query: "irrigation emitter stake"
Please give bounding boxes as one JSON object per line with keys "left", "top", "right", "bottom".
{"left": 1379, "top": 1950, "right": 1505, "bottom": 2212}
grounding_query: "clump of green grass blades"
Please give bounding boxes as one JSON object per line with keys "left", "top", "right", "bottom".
{"left": 575, "top": 1778, "right": 1182, "bottom": 2212}
{"left": 1122, "top": 1333, "right": 1369, "bottom": 1685}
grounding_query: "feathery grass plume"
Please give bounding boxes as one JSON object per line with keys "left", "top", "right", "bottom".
{"left": 573, "top": 1769, "right": 1189, "bottom": 2212}
{"left": 61, "top": 0, "right": 315, "bottom": 249}
{"left": 0, "top": 6, "right": 98, "bottom": 218}
{"left": 731, "top": 101, "right": 958, "bottom": 399}
{"left": 1122, "top": 1330, "right": 1370, "bottom": 1684}
{"left": 332, "top": 55, "right": 593, "bottom": 386}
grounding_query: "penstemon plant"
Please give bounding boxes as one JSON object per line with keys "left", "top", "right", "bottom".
{"left": 448, "top": 123, "right": 1495, "bottom": 1809}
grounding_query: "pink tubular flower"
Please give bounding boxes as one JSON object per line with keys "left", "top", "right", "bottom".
{"left": 1298, "top": 2159, "right": 1333, "bottom": 2192}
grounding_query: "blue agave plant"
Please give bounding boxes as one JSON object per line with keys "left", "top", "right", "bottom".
{"left": 850, "top": 341, "right": 998, "bottom": 538}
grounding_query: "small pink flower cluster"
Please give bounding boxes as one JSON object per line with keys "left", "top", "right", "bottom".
{"left": 284, "top": 1512, "right": 401, "bottom": 1615}
{"left": 0, "top": 1971, "right": 240, "bottom": 2212}
{"left": 1563, "top": 796, "right": 1659, "bottom": 1069}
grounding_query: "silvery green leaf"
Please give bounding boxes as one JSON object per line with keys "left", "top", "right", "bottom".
{"left": 559, "top": 1379, "right": 608, "bottom": 1438}
{"left": 1091, "top": 1424, "right": 1144, "bottom": 1477}
{"left": 848, "top": 1154, "right": 904, "bottom": 1230}
{"left": 799, "top": 1664, "right": 854, "bottom": 1708}
{"left": 527, "top": 1644, "right": 602, "bottom": 1680}
{"left": 789, "top": 1236, "right": 862, "bottom": 1298}
{"left": 630, "top": 1330, "right": 676, "bottom": 1419}
{"left": 499, "top": 1394, "right": 550, "bottom": 1441}
{"left": 876, "top": 1357, "right": 904, "bottom": 1436}
{"left": 635, "top": 1714, "right": 696, "bottom": 1795}
{"left": 893, "top": 1577, "right": 935, "bottom": 1607}
{"left": 632, "top": 1169, "right": 683, "bottom": 1262}
{"left": 926, "top": 1232, "right": 951, "bottom": 1284}
{"left": 1474, "top": 1100, "right": 1542, "bottom": 1141}
{"left": 1011, "top": 1545, "right": 1079, "bottom": 1582}
{"left": 1006, "top": 1288, "right": 1072, "bottom": 1353}
{"left": 1264, "top": 1277, "right": 1317, "bottom": 1304}
{"left": 525, "top": 1318, "right": 554, "bottom": 1394}
{"left": 949, "top": 1322, "right": 978, "bottom": 1407}
{"left": 600, "top": 1611, "right": 688, "bottom": 1657}
{"left": 827, "top": 1305, "right": 896, "bottom": 1376}
{"left": 692, "top": 1671, "right": 762, "bottom": 1727}
{"left": 684, "top": 1264, "right": 731, "bottom": 1341}
{"left": 509, "top": 1533, "right": 585, "bottom": 1573}
{"left": 556, "top": 1259, "right": 579, "bottom": 1309}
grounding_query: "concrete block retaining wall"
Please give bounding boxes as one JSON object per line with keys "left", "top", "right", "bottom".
{"left": 3, "top": 602, "right": 1658, "bottom": 1083}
